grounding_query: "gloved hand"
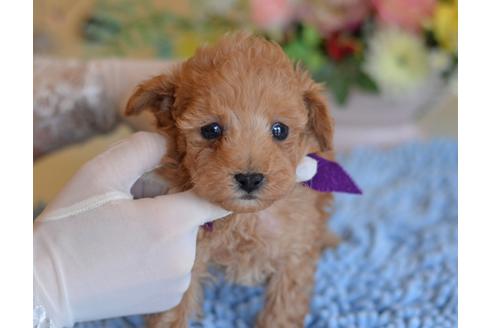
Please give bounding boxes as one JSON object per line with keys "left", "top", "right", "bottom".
{"left": 33, "top": 132, "right": 318, "bottom": 327}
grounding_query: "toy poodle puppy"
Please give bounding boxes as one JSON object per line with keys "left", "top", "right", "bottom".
{"left": 125, "top": 32, "right": 339, "bottom": 328}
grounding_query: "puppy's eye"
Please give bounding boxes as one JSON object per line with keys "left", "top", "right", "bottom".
{"left": 201, "top": 122, "right": 223, "bottom": 140}
{"left": 271, "top": 122, "right": 289, "bottom": 141}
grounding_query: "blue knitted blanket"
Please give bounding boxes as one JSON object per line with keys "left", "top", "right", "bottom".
{"left": 76, "top": 139, "right": 457, "bottom": 328}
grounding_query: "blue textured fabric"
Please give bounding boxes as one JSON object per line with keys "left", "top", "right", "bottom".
{"left": 76, "top": 139, "right": 457, "bottom": 328}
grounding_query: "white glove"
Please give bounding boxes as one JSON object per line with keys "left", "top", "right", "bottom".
{"left": 33, "top": 132, "right": 318, "bottom": 327}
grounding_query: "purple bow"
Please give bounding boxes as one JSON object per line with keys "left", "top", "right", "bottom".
{"left": 303, "top": 153, "right": 362, "bottom": 194}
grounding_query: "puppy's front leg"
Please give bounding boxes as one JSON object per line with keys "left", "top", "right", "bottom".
{"left": 256, "top": 249, "right": 320, "bottom": 328}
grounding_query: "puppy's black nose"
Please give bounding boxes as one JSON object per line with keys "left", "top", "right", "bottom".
{"left": 234, "top": 173, "right": 264, "bottom": 193}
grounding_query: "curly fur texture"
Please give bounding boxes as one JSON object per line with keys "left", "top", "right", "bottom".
{"left": 126, "top": 33, "right": 338, "bottom": 328}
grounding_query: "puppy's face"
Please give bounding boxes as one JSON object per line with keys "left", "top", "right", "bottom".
{"left": 126, "top": 34, "right": 333, "bottom": 212}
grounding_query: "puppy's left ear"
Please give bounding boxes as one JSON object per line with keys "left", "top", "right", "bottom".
{"left": 297, "top": 67, "right": 334, "bottom": 152}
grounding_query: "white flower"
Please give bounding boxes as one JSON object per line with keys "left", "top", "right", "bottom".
{"left": 365, "top": 27, "right": 430, "bottom": 95}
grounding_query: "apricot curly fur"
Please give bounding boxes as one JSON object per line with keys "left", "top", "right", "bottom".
{"left": 126, "top": 32, "right": 338, "bottom": 328}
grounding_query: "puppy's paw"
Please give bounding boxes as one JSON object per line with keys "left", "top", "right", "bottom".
{"left": 146, "top": 313, "right": 188, "bottom": 328}
{"left": 255, "top": 312, "right": 304, "bottom": 328}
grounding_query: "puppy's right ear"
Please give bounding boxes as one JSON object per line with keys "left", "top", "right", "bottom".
{"left": 125, "top": 73, "right": 177, "bottom": 119}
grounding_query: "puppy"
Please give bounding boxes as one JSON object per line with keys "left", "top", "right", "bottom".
{"left": 125, "top": 33, "right": 339, "bottom": 328}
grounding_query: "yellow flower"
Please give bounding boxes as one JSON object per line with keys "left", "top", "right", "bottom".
{"left": 176, "top": 33, "right": 202, "bottom": 58}
{"left": 432, "top": 0, "right": 458, "bottom": 52}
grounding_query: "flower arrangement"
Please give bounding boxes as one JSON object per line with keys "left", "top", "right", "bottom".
{"left": 260, "top": 0, "right": 458, "bottom": 104}
{"left": 83, "top": 0, "right": 457, "bottom": 105}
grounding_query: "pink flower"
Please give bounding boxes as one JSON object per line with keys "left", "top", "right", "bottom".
{"left": 250, "top": 0, "right": 294, "bottom": 30}
{"left": 297, "top": 0, "right": 371, "bottom": 36}
{"left": 372, "top": 0, "right": 437, "bottom": 32}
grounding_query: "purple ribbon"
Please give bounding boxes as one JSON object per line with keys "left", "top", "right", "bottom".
{"left": 303, "top": 153, "right": 362, "bottom": 194}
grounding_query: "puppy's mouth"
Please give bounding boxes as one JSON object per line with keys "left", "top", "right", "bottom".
{"left": 218, "top": 192, "right": 276, "bottom": 213}
{"left": 239, "top": 194, "right": 257, "bottom": 200}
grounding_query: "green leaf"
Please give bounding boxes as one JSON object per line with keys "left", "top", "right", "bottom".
{"left": 156, "top": 39, "right": 173, "bottom": 58}
{"left": 355, "top": 71, "right": 379, "bottom": 93}
{"left": 302, "top": 25, "right": 321, "bottom": 47}
{"left": 305, "top": 52, "right": 326, "bottom": 72}
{"left": 83, "top": 14, "right": 121, "bottom": 43}
{"left": 284, "top": 41, "right": 310, "bottom": 64}
{"left": 312, "top": 61, "right": 335, "bottom": 83}
{"left": 329, "top": 77, "right": 350, "bottom": 105}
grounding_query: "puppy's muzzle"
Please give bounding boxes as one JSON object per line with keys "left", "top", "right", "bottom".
{"left": 234, "top": 172, "right": 264, "bottom": 193}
